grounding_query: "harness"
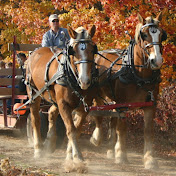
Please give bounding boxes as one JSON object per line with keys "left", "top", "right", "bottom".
{"left": 97, "top": 24, "right": 162, "bottom": 102}
{"left": 118, "top": 39, "right": 161, "bottom": 87}
{"left": 23, "top": 40, "right": 99, "bottom": 112}
{"left": 25, "top": 50, "right": 66, "bottom": 107}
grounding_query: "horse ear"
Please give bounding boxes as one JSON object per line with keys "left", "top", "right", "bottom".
{"left": 155, "top": 11, "right": 162, "bottom": 22}
{"left": 137, "top": 13, "right": 144, "bottom": 24}
{"left": 67, "top": 26, "right": 77, "bottom": 39}
{"left": 88, "top": 25, "right": 96, "bottom": 38}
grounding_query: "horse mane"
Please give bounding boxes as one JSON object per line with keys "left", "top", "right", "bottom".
{"left": 75, "top": 26, "right": 90, "bottom": 39}
{"left": 135, "top": 23, "right": 143, "bottom": 43}
{"left": 135, "top": 15, "right": 160, "bottom": 43}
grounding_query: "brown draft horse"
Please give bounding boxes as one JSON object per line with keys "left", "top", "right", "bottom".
{"left": 90, "top": 12, "right": 167, "bottom": 169}
{"left": 26, "top": 25, "right": 99, "bottom": 166}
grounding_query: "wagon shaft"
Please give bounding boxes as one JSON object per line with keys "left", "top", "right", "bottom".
{"left": 88, "top": 110, "right": 125, "bottom": 118}
{"left": 89, "top": 102, "right": 153, "bottom": 111}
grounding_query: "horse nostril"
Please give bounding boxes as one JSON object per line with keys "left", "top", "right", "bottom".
{"left": 87, "top": 79, "right": 91, "bottom": 85}
{"left": 151, "top": 59, "right": 155, "bottom": 65}
{"left": 79, "top": 78, "right": 91, "bottom": 86}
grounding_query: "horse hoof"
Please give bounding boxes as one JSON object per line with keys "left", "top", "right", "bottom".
{"left": 73, "top": 153, "right": 84, "bottom": 162}
{"left": 74, "top": 162, "right": 88, "bottom": 174}
{"left": 115, "top": 157, "right": 129, "bottom": 164}
{"left": 107, "top": 150, "right": 114, "bottom": 159}
{"left": 144, "top": 158, "right": 159, "bottom": 170}
{"left": 115, "top": 153, "right": 128, "bottom": 164}
{"left": 44, "top": 145, "right": 56, "bottom": 154}
{"left": 34, "top": 149, "right": 42, "bottom": 158}
{"left": 66, "top": 153, "right": 73, "bottom": 160}
{"left": 90, "top": 137, "right": 100, "bottom": 146}
{"left": 43, "top": 139, "right": 56, "bottom": 153}
{"left": 73, "top": 158, "right": 84, "bottom": 163}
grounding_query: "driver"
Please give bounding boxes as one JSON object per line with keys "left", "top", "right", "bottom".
{"left": 41, "top": 14, "right": 70, "bottom": 49}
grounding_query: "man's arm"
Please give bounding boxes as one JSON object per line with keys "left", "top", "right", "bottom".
{"left": 41, "top": 32, "right": 50, "bottom": 47}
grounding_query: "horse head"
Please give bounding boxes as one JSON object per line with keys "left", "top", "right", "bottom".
{"left": 67, "top": 25, "right": 97, "bottom": 90}
{"left": 135, "top": 12, "right": 167, "bottom": 70}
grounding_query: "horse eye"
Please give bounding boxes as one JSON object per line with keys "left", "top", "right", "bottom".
{"left": 141, "top": 33, "right": 148, "bottom": 39}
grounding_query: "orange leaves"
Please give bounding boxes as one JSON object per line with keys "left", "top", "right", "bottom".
{"left": 0, "top": 0, "right": 54, "bottom": 55}
{"left": 163, "top": 43, "right": 176, "bottom": 66}
{"left": 51, "top": 0, "right": 176, "bottom": 89}
{"left": 160, "top": 64, "right": 176, "bottom": 88}
{"left": 0, "top": 0, "right": 175, "bottom": 85}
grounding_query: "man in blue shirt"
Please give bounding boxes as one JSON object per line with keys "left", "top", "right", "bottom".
{"left": 42, "top": 14, "right": 70, "bottom": 49}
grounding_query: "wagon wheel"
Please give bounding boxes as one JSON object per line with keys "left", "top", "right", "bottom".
{"left": 27, "top": 112, "right": 66, "bottom": 148}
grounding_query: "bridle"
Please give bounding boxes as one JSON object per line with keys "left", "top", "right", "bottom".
{"left": 68, "top": 38, "right": 97, "bottom": 65}
{"left": 140, "top": 23, "right": 162, "bottom": 54}
{"left": 65, "top": 38, "right": 98, "bottom": 111}
{"left": 137, "top": 22, "right": 164, "bottom": 68}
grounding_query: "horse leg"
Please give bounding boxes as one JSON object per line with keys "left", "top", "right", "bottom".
{"left": 107, "top": 117, "right": 117, "bottom": 158}
{"left": 115, "top": 117, "right": 128, "bottom": 164}
{"left": 143, "top": 107, "right": 158, "bottom": 169}
{"left": 65, "top": 110, "right": 87, "bottom": 161}
{"left": 44, "top": 105, "right": 58, "bottom": 153}
{"left": 90, "top": 116, "right": 103, "bottom": 146}
{"left": 65, "top": 112, "right": 88, "bottom": 174}
{"left": 74, "top": 110, "right": 87, "bottom": 136}
{"left": 58, "top": 101, "right": 83, "bottom": 162}
{"left": 30, "top": 97, "right": 43, "bottom": 158}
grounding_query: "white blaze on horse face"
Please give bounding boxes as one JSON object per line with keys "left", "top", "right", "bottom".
{"left": 78, "top": 43, "right": 91, "bottom": 90}
{"left": 149, "top": 27, "right": 163, "bottom": 69}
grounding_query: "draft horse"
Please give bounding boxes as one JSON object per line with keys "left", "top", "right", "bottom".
{"left": 26, "top": 25, "right": 98, "bottom": 165}
{"left": 90, "top": 12, "right": 167, "bottom": 169}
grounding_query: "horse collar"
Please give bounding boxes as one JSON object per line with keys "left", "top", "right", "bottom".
{"left": 119, "top": 40, "right": 161, "bottom": 86}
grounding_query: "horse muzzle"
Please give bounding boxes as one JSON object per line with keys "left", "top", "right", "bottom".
{"left": 78, "top": 77, "right": 91, "bottom": 90}
{"left": 149, "top": 54, "right": 163, "bottom": 70}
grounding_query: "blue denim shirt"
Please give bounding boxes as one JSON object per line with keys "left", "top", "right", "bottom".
{"left": 41, "top": 28, "right": 70, "bottom": 49}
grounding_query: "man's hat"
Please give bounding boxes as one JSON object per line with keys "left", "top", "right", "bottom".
{"left": 49, "top": 14, "right": 59, "bottom": 22}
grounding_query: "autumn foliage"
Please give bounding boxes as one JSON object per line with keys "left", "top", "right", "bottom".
{"left": 0, "top": 0, "right": 175, "bottom": 129}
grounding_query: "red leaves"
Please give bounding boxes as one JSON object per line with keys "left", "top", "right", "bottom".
{"left": 156, "top": 83, "right": 176, "bottom": 131}
{"left": 0, "top": 0, "right": 175, "bottom": 84}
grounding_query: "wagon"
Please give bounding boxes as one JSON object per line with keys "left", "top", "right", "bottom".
{"left": 0, "top": 37, "right": 66, "bottom": 147}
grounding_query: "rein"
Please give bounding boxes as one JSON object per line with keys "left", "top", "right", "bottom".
{"left": 69, "top": 38, "right": 97, "bottom": 65}
{"left": 98, "top": 22, "right": 163, "bottom": 86}
{"left": 140, "top": 23, "right": 162, "bottom": 56}
{"left": 20, "top": 49, "right": 89, "bottom": 112}
{"left": 97, "top": 36, "right": 161, "bottom": 90}
{"left": 26, "top": 38, "right": 98, "bottom": 112}
{"left": 20, "top": 51, "right": 65, "bottom": 110}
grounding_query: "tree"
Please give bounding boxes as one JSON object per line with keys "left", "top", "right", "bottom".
{"left": 0, "top": 0, "right": 175, "bottom": 86}
{"left": 0, "top": 0, "right": 55, "bottom": 54}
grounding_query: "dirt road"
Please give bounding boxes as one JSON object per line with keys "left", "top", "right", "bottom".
{"left": 0, "top": 128, "right": 176, "bottom": 176}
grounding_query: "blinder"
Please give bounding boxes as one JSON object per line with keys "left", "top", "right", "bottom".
{"left": 68, "top": 43, "right": 98, "bottom": 56}
{"left": 68, "top": 46, "right": 75, "bottom": 55}
{"left": 140, "top": 23, "right": 157, "bottom": 41}
{"left": 140, "top": 23, "right": 167, "bottom": 43}
{"left": 93, "top": 44, "right": 98, "bottom": 54}
{"left": 140, "top": 32, "right": 147, "bottom": 41}
{"left": 161, "top": 30, "right": 167, "bottom": 41}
